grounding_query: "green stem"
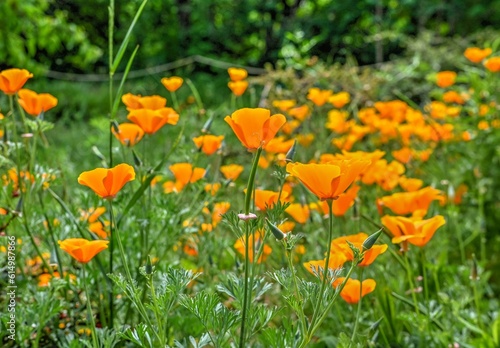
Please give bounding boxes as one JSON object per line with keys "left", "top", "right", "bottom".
{"left": 285, "top": 243, "right": 308, "bottom": 337}
{"left": 349, "top": 268, "right": 364, "bottom": 347}
{"left": 170, "top": 91, "right": 180, "bottom": 111}
{"left": 149, "top": 275, "right": 166, "bottom": 346}
{"left": 403, "top": 251, "right": 420, "bottom": 315}
{"left": 108, "top": 199, "right": 115, "bottom": 327}
{"left": 83, "top": 266, "right": 99, "bottom": 348}
{"left": 109, "top": 0, "right": 115, "bottom": 168}
{"left": 239, "top": 147, "right": 263, "bottom": 348}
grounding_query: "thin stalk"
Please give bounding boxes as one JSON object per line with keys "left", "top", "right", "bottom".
{"left": 108, "top": 0, "right": 115, "bottom": 168}
{"left": 83, "top": 266, "right": 99, "bottom": 348}
{"left": 108, "top": 199, "right": 115, "bottom": 327}
{"left": 170, "top": 91, "right": 180, "bottom": 111}
{"left": 239, "top": 147, "right": 263, "bottom": 348}
{"left": 285, "top": 243, "right": 308, "bottom": 337}
{"left": 149, "top": 275, "right": 166, "bottom": 346}
{"left": 403, "top": 251, "right": 420, "bottom": 315}
{"left": 349, "top": 268, "right": 364, "bottom": 347}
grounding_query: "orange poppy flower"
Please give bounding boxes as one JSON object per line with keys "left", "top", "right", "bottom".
{"left": 392, "top": 147, "right": 412, "bottom": 164}
{"left": 220, "top": 164, "right": 244, "bottom": 181}
{"left": 58, "top": 238, "right": 109, "bottom": 263}
{"left": 139, "top": 95, "right": 168, "bottom": 110}
{"left": 328, "top": 91, "right": 351, "bottom": 108}
{"left": 204, "top": 183, "right": 221, "bottom": 196}
{"left": 296, "top": 133, "right": 315, "bottom": 147}
{"left": 303, "top": 254, "right": 348, "bottom": 278}
{"left": 331, "top": 183, "right": 360, "bottom": 216}
{"left": 169, "top": 163, "right": 206, "bottom": 191}
{"left": 38, "top": 272, "right": 76, "bottom": 287}
{"left": 436, "top": 71, "right": 457, "bottom": 88}
{"left": 78, "top": 163, "right": 136, "bottom": 199}
{"left": 228, "top": 80, "right": 249, "bottom": 96}
{"left": 192, "top": 135, "right": 225, "bottom": 155}
{"left": 264, "top": 136, "right": 295, "bottom": 154}
{"left": 112, "top": 123, "right": 145, "bottom": 146}
{"left": 161, "top": 76, "right": 184, "bottom": 92}
{"left": 286, "top": 158, "right": 370, "bottom": 201}
{"left": 379, "top": 186, "right": 443, "bottom": 216}
{"left": 80, "top": 206, "right": 106, "bottom": 223}
{"left": 17, "top": 89, "right": 58, "bottom": 116}
{"left": 484, "top": 57, "right": 500, "bottom": 72}
{"left": 288, "top": 105, "right": 311, "bottom": 121}
{"left": 248, "top": 189, "right": 284, "bottom": 211}
{"left": 381, "top": 215, "right": 445, "bottom": 247}
{"left": 326, "top": 110, "right": 351, "bottom": 133}
{"left": 89, "top": 221, "right": 109, "bottom": 239}
{"left": 127, "top": 108, "right": 179, "bottom": 134}
{"left": 285, "top": 203, "right": 310, "bottom": 224}
{"left": 122, "top": 93, "right": 143, "bottom": 110}
{"left": 0, "top": 68, "right": 33, "bottom": 95}
{"left": 211, "top": 201, "right": 231, "bottom": 226}
{"left": 333, "top": 278, "right": 376, "bottom": 304}
{"left": 307, "top": 87, "right": 333, "bottom": 106}
{"left": 399, "top": 177, "right": 423, "bottom": 192}
{"left": 224, "top": 108, "right": 286, "bottom": 150}
{"left": 227, "top": 67, "right": 248, "bottom": 81}
{"left": 330, "top": 233, "right": 388, "bottom": 267}
{"left": 272, "top": 99, "right": 296, "bottom": 112}
{"left": 464, "top": 47, "right": 492, "bottom": 63}
{"left": 443, "top": 91, "right": 466, "bottom": 104}
{"left": 234, "top": 230, "right": 272, "bottom": 263}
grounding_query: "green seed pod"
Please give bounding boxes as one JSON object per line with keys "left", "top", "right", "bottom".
{"left": 362, "top": 228, "right": 383, "bottom": 251}
{"left": 285, "top": 139, "right": 298, "bottom": 162}
{"left": 266, "top": 219, "right": 286, "bottom": 241}
{"left": 146, "top": 255, "right": 153, "bottom": 275}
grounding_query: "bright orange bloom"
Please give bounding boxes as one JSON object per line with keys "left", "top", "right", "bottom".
{"left": 264, "top": 136, "right": 295, "bottom": 154}
{"left": 224, "top": 108, "right": 286, "bottom": 150}
{"left": 169, "top": 163, "right": 206, "bottom": 191}
{"left": 249, "top": 189, "right": 284, "bottom": 211}
{"left": 0, "top": 68, "right": 33, "bottom": 95}
{"left": 78, "top": 163, "right": 136, "bottom": 199}
{"left": 204, "top": 183, "right": 221, "bottom": 196}
{"left": 80, "top": 207, "right": 106, "bottom": 223}
{"left": 58, "top": 238, "right": 109, "bottom": 263}
{"left": 211, "top": 201, "right": 231, "bottom": 226}
{"left": 328, "top": 91, "right": 351, "bottom": 108}
{"left": 288, "top": 105, "right": 311, "bottom": 121}
{"left": 333, "top": 278, "right": 377, "bottom": 304}
{"left": 436, "top": 71, "right": 457, "bottom": 88}
{"left": 332, "top": 183, "right": 360, "bottom": 216}
{"left": 330, "top": 232, "right": 388, "bottom": 267}
{"left": 443, "top": 91, "right": 466, "bottom": 104}
{"left": 227, "top": 67, "right": 248, "bottom": 81}
{"left": 287, "top": 158, "right": 370, "bottom": 201}
{"left": 272, "top": 99, "right": 296, "bottom": 112}
{"left": 478, "top": 120, "right": 489, "bottom": 130}
{"left": 392, "top": 147, "right": 412, "bottom": 164}
{"left": 138, "top": 95, "right": 168, "bottom": 110}
{"left": 234, "top": 230, "right": 272, "bottom": 263}
{"left": 380, "top": 186, "right": 444, "bottom": 216}
{"left": 193, "top": 135, "right": 224, "bottom": 155}
{"left": 399, "top": 177, "right": 424, "bottom": 192}
{"left": 381, "top": 215, "right": 446, "bottom": 247}
{"left": 285, "top": 203, "right": 310, "bottom": 224}
{"left": 122, "top": 93, "right": 143, "bottom": 110}
{"left": 38, "top": 272, "right": 76, "bottom": 287}
{"left": 303, "top": 254, "right": 348, "bottom": 278}
{"left": 17, "top": 89, "right": 58, "bottom": 116}
{"left": 112, "top": 123, "right": 144, "bottom": 146}
{"left": 326, "top": 109, "right": 351, "bottom": 133}
{"left": 281, "top": 119, "right": 301, "bottom": 135}
{"left": 89, "top": 221, "right": 109, "bottom": 239}
{"left": 220, "top": 164, "right": 244, "bottom": 181}
{"left": 127, "top": 108, "right": 179, "bottom": 134}
{"left": 297, "top": 133, "right": 315, "bottom": 147}
{"left": 228, "top": 80, "right": 249, "bottom": 96}
{"left": 464, "top": 47, "right": 492, "bottom": 63}
{"left": 161, "top": 76, "right": 184, "bottom": 92}
{"left": 307, "top": 87, "right": 332, "bottom": 106}
{"left": 484, "top": 57, "right": 500, "bottom": 72}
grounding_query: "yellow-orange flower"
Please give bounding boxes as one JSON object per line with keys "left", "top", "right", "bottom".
{"left": 228, "top": 80, "right": 249, "bottom": 96}
{"left": 331, "top": 183, "right": 360, "bottom": 216}
{"left": 78, "top": 163, "right": 136, "bottom": 199}
{"left": 328, "top": 91, "right": 351, "bottom": 108}
{"left": 193, "top": 135, "right": 224, "bottom": 155}
{"left": 58, "top": 238, "right": 109, "bottom": 263}
{"left": 224, "top": 108, "right": 286, "bottom": 150}
{"left": 464, "top": 47, "right": 492, "bottom": 63}
{"left": 227, "top": 67, "right": 248, "bottom": 81}
{"left": 161, "top": 76, "right": 184, "bottom": 92}
{"left": 0, "top": 68, "right": 33, "bottom": 95}
{"left": 379, "top": 186, "right": 443, "bottom": 216}
{"left": 307, "top": 87, "right": 332, "bottom": 106}
{"left": 122, "top": 93, "right": 143, "bottom": 110}
{"left": 80, "top": 207, "right": 106, "bottom": 223}
{"left": 330, "top": 233, "right": 388, "bottom": 267}
{"left": 333, "top": 278, "right": 377, "bottom": 304}
{"left": 399, "top": 177, "right": 424, "bottom": 192}
{"left": 484, "top": 57, "right": 500, "bottom": 72}
{"left": 138, "top": 95, "right": 167, "bottom": 110}
{"left": 220, "top": 164, "right": 244, "bottom": 181}
{"left": 288, "top": 105, "right": 311, "bottom": 121}
{"left": 303, "top": 254, "right": 348, "bottom": 278}
{"left": 234, "top": 230, "right": 272, "bottom": 263}
{"left": 285, "top": 203, "right": 310, "bottom": 224}
{"left": 249, "top": 189, "right": 284, "bottom": 211}
{"left": 211, "top": 201, "right": 231, "bottom": 226}
{"left": 436, "top": 71, "right": 457, "bottom": 88}
{"left": 17, "top": 89, "right": 58, "bottom": 116}
{"left": 286, "top": 158, "right": 370, "bottom": 201}
{"left": 112, "top": 123, "right": 144, "bottom": 146}
{"left": 127, "top": 108, "right": 179, "bottom": 134}
{"left": 169, "top": 163, "right": 206, "bottom": 191}
{"left": 272, "top": 99, "right": 296, "bottom": 112}
{"left": 381, "top": 215, "right": 446, "bottom": 247}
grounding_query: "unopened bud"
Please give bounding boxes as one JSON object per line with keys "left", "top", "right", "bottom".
{"left": 111, "top": 120, "right": 120, "bottom": 134}
{"left": 91, "top": 146, "right": 106, "bottom": 162}
{"left": 132, "top": 149, "right": 143, "bottom": 167}
{"left": 285, "top": 139, "right": 298, "bottom": 162}
{"left": 470, "top": 253, "right": 479, "bottom": 281}
{"left": 146, "top": 255, "right": 153, "bottom": 275}
{"left": 14, "top": 197, "right": 23, "bottom": 216}
{"left": 362, "top": 228, "right": 383, "bottom": 251}
{"left": 201, "top": 116, "right": 214, "bottom": 133}
{"left": 266, "top": 219, "right": 286, "bottom": 241}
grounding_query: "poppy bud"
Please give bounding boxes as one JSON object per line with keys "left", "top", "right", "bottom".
{"left": 202, "top": 116, "right": 214, "bottom": 133}
{"left": 132, "top": 149, "right": 143, "bottom": 167}
{"left": 14, "top": 197, "right": 23, "bottom": 216}
{"left": 285, "top": 139, "right": 298, "bottom": 162}
{"left": 266, "top": 219, "right": 286, "bottom": 241}
{"left": 91, "top": 146, "right": 106, "bottom": 162}
{"left": 146, "top": 255, "right": 153, "bottom": 275}
{"left": 470, "top": 253, "right": 479, "bottom": 281}
{"left": 362, "top": 228, "right": 383, "bottom": 252}
{"left": 111, "top": 120, "right": 120, "bottom": 134}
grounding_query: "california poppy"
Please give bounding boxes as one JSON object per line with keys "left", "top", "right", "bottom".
{"left": 286, "top": 158, "right": 370, "bottom": 201}
{"left": 227, "top": 67, "right": 248, "bottom": 81}
{"left": 234, "top": 230, "right": 272, "bottom": 263}
{"left": 333, "top": 278, "right": 377, "bottom": 304}
{"left": 285, "top": 203, "right": 310, "bottom": 224}
{"left": 398, "top": 177, "right": 424, "bottom": 192}
{"left": 328, "top": 91, "right": 351, "bottom": 108}
{"left": 122, "top": 93, "right": 143, "bottom": 110}
{"left": 307, "top": 87, "right": 333, "bottom": 106}
{"left": 330, "top": 233, "right": 388, "bottom": 267}
{"left": 436, "top": 71, "right": 457, "bottom": 88}
{"left": 127, "top": 108, "right": 179, "bottom": 134}
{"left": 112, "top": 123, "right": 145, "bottom": 146}
{"left": 288, "top": 105, "right": 311, "bottom": 121}
{"left": 78, "top": 163, "right": 136, "bottom": 199}
{"left": 80, "top": 206, "right": 106, "bottom": 223}
{"left": 272, "top": 99, "right": 296, "bottom": 112}
{"left": 381, "top": 215, "right": 446, "bottom": 247}
{"left": 220, "top": 164, "right": 244, "bottom": 181}
{"left": 248, "top": 189, "right": 284, "bottom": 211}
{"left": 192, "top": 135, "right": 225, "bottom": 155}
{"left": 211, "top": 201, "right": 231, "bottom": 226}
{"left": 17, "top": 89, "right": 58, "bottom": 116}
{"left": 379, "top": 186, "right": 443, "bottom": 216}
{"left": 484, "top": 57, "right": 500, "bottom": 72}
{"left": 161, "top": 76, "right": 184, "bottom": 92}
{"left": 464, "top": 47, "right": 492, "bottom": 63}
{"left": 228, "top": 80, "right": 249, "bottom": 96}
{"left": 169, "top": 163, "right": 206, "bottom": 191}
{"left": 58, "top": 238, "right": 109, "bottom": 263}
{"left": 303, "top": 254, "right": 348, "bottom": 278}
{"left": 0, "top": 68, "right": 33, "bottom": 95}
{"left": 224, "top": 108, "right": 286, "bottom": 150}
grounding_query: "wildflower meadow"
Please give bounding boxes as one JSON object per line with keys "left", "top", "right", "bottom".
{"left": 1, "top": 1, "right": 500, "bottom": 347}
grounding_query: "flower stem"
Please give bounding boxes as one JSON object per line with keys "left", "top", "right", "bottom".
{"left": 83, "top": 266, "right": 99, "bottom": 348}
{"left": 349, "top": 268, "right": 364, "bottom": 347}
{"left": 285, "top": 242, "right": 308, "bottom": 337}
{"left": 404, "top": 251, "right": 420, "bottom": 315}
{"left": 239, "top": 147, "right": 262, "bottom": 348}
{"left": 108, "top": 199, "right": 115, "bottom": 327}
